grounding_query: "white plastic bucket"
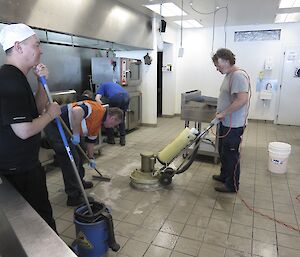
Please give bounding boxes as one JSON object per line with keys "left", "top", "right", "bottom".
{"left": 268, "top": 142, "right": 291, "bottom": 174}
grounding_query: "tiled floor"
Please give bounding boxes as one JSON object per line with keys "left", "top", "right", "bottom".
{"left": 46, "top": 117, "right": 300, "bottom": 257}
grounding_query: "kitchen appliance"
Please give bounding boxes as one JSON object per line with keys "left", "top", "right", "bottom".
{"left": 91, "top": 57, "right": 142, "bottom": 87}
{"left": 92, "top": 57, "right": 142, "bottom": 131}
{"left": 126, "top": 91, "right": 142, "bottom": 131}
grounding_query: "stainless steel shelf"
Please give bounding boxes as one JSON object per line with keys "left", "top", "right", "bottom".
{"left": 181, "top": 90, "right": 219, "bottom": 163}
{"left": 0, "top": 177, "right": 76, "bottom": 257}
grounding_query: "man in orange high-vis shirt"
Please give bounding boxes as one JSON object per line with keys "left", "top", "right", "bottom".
{"left": 45, "top": 92, "right": 123, "bottom": 206}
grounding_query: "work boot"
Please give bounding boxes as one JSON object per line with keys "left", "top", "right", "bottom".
{"left": 215, "top": 185, "right": 237, "bottom": 193}
{"left": 103, "top": 137, "right": 115, "bottom": 144}
{"left": 120, "top": 136, "right": 126, "bottom": 146}
{"left": 82, "top": 180, "right": 93, "bottom": 189}
{"left": 212, "top": 175, "right": 225, "bottom": 183}
{"left": 67, "top": 195, "right": 94, "bottom": 207}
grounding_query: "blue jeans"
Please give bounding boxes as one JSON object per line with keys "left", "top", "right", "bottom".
{"left": 107, "top": 93, "right": 130, "bottom": 138}
{"left": 218, "top": 124, "right": 244, "bottom": 191}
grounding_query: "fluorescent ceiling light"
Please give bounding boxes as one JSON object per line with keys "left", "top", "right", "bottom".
{"left": 279, "top": 0, "right": 300, "bottom": 8}
{"left": 275, "top": 12, "right": 300, "bottom": 22}
{"left": 144, "top": 3, "right": 187, "bottom": 17}
{"left": 174, "top": 19, "right": 203, "bottom": 28}
{"left": 275, "top": 13, "right": 288, "bottom": 23}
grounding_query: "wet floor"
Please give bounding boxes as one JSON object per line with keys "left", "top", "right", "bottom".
{"left": 47, "top": 117, "right": 300, "bottom": 257}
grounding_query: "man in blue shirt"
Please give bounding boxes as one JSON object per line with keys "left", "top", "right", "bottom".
{"left": 95, "top": 82, "right": 129, "bottom": 146}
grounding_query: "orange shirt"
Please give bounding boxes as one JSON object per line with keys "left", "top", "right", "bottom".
{"left": 68, "top": 100, "right": 105, "bottom": 140}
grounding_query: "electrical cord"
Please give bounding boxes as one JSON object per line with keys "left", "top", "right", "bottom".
{"left": 189, "top": 1, "right": 229, "bottom": 50}
{"left": 190, "top": 3, "right": 227, "bottom": 15}
{"left": 212, "top": 5, "right": 216, "bottom": 53}
{"left": 202, "top": 138, "right": 215, "bottom": 148}
{"left": 223, "top": 6, "right": 228, "bottom": 47}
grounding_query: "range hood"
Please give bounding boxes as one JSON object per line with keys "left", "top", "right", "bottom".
{"left": 0, "top": 0, "right": 153, "bottom": 50}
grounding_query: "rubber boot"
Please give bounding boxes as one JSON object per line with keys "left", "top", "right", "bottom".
{"left": 105, "top": 128, "right": 115, "bottom": 144}
{"left": 120, "top": 136, "right": 126, "bottom": 146}
{"left": 105, "top": 137, "right": 115, "bottom": 144}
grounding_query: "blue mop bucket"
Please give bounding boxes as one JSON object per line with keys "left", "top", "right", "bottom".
{"left": 74, "top": 202, "right": 109, "bottom": 257}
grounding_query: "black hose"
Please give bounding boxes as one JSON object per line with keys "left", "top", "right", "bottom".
{"left": 175, "top": 136, "right": 201, "bottom": 174}
{"left": 175, "top": 120, "right": 217, "bottom": 174}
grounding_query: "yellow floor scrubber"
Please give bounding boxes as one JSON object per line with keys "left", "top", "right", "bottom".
{"left": 130, "top": 118, "right": 220, "bottom": 190}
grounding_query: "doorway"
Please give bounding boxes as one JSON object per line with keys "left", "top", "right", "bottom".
{"left": 277, "top": 46, "right": 300, "bottom": 125}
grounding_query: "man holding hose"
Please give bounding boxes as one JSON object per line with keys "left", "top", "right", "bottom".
{"left": 212, "top": 48, "right": 249, "bottom": 193}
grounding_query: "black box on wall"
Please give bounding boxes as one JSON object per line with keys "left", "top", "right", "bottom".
{"left": 160, "top": 20, "right": 167, "bottom": 33}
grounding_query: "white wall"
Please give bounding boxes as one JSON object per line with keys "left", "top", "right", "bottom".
{"left": 119, "top": 21, "right": 300, "bottom": 124}
{"left": 172, "top": 23, "right": 300, "bottom": 121}
{"left": 160, "top": 25, "right": 178, "bottom": 116}
{"left": 115, "top": 48, "right": 157, "bottom": 125}
{"left": 161, "top": 25, "right": 180, "bottom": 117}
{"left": 174, "top": 28, "right": 220, "bottom": 114}
{"left": 162, "top": 42, "right": 176, "bottom": 116}
{"left": 117, "top": 19, "right": 179, "bottom": 124}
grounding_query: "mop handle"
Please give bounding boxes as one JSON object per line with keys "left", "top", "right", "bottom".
{"left": 39, "top": 76, "right": 93, "bottom": 215}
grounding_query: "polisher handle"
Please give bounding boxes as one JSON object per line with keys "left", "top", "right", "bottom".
{"left": 210, "top": 117, "right": 220, "bottom": 126}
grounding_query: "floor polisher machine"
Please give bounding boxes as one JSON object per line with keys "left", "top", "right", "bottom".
{"left": 130, "top": 118, "right": 220, "bottom": 190}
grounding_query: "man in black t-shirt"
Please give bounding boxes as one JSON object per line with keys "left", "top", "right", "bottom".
{"left": 0, "top": 24, "right": 61, "bottom": 231}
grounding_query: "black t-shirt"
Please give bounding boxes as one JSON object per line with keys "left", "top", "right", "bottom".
{"left": 0, "top": 64, "right": 41, "bottom": 173}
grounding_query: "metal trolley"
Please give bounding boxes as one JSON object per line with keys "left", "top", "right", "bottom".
{"left": 180, "top": 90, "right": 219, "bottom": 164}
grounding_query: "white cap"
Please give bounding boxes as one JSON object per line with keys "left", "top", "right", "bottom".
{"left": 0, "top": 23, "right": 36, "bottom": 51}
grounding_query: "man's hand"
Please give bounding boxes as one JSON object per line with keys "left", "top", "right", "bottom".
{"left": 45, "top": 102, "right": 61, "bottom": 120}
{"left": 216, "top": 111, "right": 226, "bottom": 120}
{"left": 71, "top": 134, "right": 80, "bottom": 145}
{"left": 34, "top": 63, "right": 49, "bottom": 79}
{"left": 95, "top": 94, "right": 103, "bottom": 103}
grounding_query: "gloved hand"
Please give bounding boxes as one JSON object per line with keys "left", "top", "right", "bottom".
{"left": 89, "top": 158, "right": 96, "bottom": 169}
{"left": 71, "top": 134, "right": 80, "bottom": 145}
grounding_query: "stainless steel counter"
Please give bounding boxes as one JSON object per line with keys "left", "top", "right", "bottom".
{"left": 126, "top": 91, "right": 142, "bottom": 131}
{"left": 0, "top": 177, "right": 76, "bottom": 257}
